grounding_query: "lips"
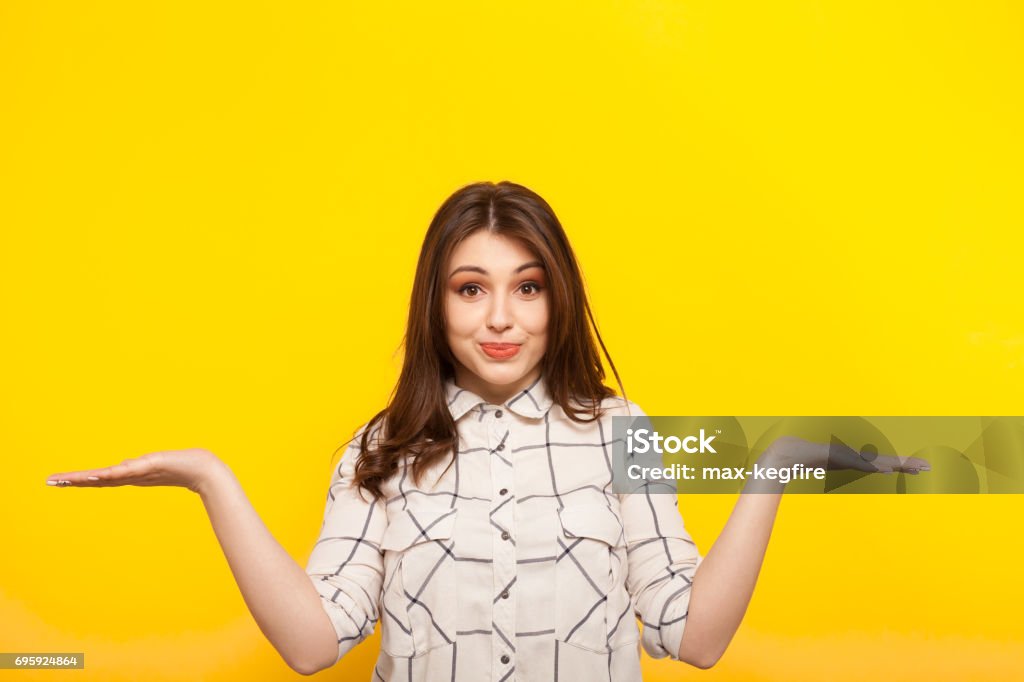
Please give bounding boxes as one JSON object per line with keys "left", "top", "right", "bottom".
{"left": 480, "top": 343, "right": 521, "bottom": 360}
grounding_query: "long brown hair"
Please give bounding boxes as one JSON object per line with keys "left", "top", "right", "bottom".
{"left": 341, "top": 180, "right": 626, "bottom": 502}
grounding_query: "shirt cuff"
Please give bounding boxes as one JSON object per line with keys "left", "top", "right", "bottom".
{"left": 309, "top": 574, "right": 376, "bottom": 665}
{"left": 640, "top": 554, "right": 703, "bottom": 661}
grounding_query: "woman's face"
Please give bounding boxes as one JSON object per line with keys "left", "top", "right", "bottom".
{"left": 444, "top": 230, "right": 549, "bottom": 405}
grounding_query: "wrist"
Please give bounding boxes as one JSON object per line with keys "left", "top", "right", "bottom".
{"left": 755, "top": 449, "right": 786, "bottom": 470}
{"left": 194, "top": 456, "right": 235, "bottom": 499}
{"left": 743, "top": 448, "right": 791, "bottom": 494}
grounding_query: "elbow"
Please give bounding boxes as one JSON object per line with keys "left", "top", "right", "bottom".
{"left": 678, "top": 638, "right": 725, "bottom": 670}
{"left": 686, "top": 651, "right": 722, "bottom": 670}
{"left": 284, "top": 644, "right": 338, "bottom": 677}
{"left": 285, "top": 658, "right": 322, "bottom": 677}
{"left": 287, "top": 655, "right": 334, "bottom": 677}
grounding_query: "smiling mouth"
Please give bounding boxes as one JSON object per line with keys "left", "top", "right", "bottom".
{"left": 480, "top": 343, "right": 521, "bottom": 360}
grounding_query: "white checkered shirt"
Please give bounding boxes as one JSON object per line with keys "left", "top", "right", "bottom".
{"left": 306, "top": 374, "right": 703, "bottom": 681}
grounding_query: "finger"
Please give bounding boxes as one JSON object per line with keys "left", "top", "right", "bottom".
{"left": 891, "top": 455, "right": 930, "bottom": 473}
{"left": 873, "top": 454, "right": 930, "bottom": 473}
{"left": 89, "top": 462, "right": 135, "bottom": 484}
{"left": 47, "top": 455, "right": 158, "bottom": 487}
{"left": 56, "top": 462, "right": 134, "bottom": 487}
{"left": 46, "top": 469, "right": 106, "bottom": 487}
{"left": 902, "top": 456, "right": 931, "bottom": 471}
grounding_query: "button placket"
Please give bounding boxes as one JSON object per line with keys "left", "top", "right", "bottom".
{"left": 488, "top": 406, "right": 516, "bottom": 678}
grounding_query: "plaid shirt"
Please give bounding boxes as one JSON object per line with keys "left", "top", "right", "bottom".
{"left": 306, "top": 374, "right": 703, "bottom": 681}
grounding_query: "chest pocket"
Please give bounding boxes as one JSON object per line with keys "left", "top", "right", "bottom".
{"left": 379, "top": 507, "right": 459, "bottom": 658}
{"left": 555, "top": 503, "right": 628, "bottom": 653}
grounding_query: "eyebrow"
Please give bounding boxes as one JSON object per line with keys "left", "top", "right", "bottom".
{"left": 447, "top": 260, "right": 545, "bottom": 279}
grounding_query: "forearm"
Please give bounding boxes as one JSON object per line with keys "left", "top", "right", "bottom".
{"left": 676, "top": 477, "right": 784, "bottom": 668}
{"left": 197, "top": 462, "right": 338, "bottom": 675}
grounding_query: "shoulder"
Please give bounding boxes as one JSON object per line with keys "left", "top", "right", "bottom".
{"left": 335, "top": 417, "right": 386, "bottom": 475}
{"left": 352, "top": 418, "right": 381, "bottom": 443}
{"left": 557, "top": 394, "right": 648, "bottom": 421}
{"left": 598, "top": 395, "right": 649, "bottom": 419}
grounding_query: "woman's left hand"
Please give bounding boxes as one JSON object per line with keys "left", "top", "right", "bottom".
{"left": 760, "top": 435, "right": 930, "bottom": 474}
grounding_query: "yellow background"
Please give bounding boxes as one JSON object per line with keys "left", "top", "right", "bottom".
{"left": 2, "top": 1, "right": 1022, "bottom": 679}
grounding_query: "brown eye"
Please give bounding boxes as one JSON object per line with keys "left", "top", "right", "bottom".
{"left": 459, "top": 284, "right": 481, "bottom": 297}
{"left": 520, "top": 282, "right": 543, "bottom": 296}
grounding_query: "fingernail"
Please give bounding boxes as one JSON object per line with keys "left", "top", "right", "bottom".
{"left": 87, "top": 476, "right": 99, "bottom": 481}
{"left": 46, "top": 480, "right": 58, "bottom": 486}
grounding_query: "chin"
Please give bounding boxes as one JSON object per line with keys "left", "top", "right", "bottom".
{"left": 477, "top": 368, "right": 522, "bottom": 385}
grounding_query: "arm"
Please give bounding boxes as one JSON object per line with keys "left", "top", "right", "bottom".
{"left": 197, "top": 461, "right": 342, "bottom": 675}
{"left": 674, "top": 474, "right": 784, "bottom": 668}
{"left": 619, "top": 403, "right": 706, "bottom": 667}
{"left": 676, "top": 434, "right": 931, "bottom": 667}
{"left": 46, "top": 448, "right": 361, "bottom": 675}
{"left": 302, "top": 434, "right": 387, "bottom": 672}
{"left": 619, "top": 401, "right": 783, "bottom": 670}
{"left": 45, "top": 430, "right": 395, "bottom": 674}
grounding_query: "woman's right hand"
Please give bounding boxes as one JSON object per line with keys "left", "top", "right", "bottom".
{"left": 45, "top": 448, "right": 227, "bottom": 495}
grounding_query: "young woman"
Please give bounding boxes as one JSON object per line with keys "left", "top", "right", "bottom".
{"left": 46, "top": 181, "right": 927, "bottom": 681}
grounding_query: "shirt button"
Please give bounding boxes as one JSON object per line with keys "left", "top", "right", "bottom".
{"left": 499, "top": 488, "right": 508, "bottom": 496}
{"left": 496, "top": 443, "right": 505, "bottom": 451}
{"left": 501, "top": 591, "right": 509, "bottom": 599}
{"left": 495, "top": 410, "right": 504, "bottom": 419}
{"left": 500, "top": 531, "right": 510, "bottom": 541}
{"left": 500, "top": 654, "right": 510, "bottom": 664}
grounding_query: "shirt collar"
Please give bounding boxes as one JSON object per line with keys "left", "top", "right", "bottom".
{"left": 444, "top": 374, "right": 554, "bottom": 421}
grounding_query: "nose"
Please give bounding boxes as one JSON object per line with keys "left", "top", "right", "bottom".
{"left": 486, "top": 292, "right": 513, "bottom": 332}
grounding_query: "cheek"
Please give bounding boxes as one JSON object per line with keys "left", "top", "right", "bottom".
{"left": 524, "top": 301, "right": 549, "bottom": 336}
{"left": 444, "top": 297, "right": 475, "bottom": 336}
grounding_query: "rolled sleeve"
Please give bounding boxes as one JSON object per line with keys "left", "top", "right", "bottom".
{"left": 305, "top": 426, "right": 388, "bottom": 665}
{"left": 619, "top": 403, "right": 703, "bottom": 661}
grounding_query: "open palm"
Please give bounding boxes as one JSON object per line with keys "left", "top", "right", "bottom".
{"left": 766, "top": 435, "right": 930, "bottom": 474}
{"left": 46, "top": 448, "right": 222, "bottom": 494}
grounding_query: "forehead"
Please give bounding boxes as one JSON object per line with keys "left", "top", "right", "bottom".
{"left": 447, "top": 231, "right": 540, "bottom": 272}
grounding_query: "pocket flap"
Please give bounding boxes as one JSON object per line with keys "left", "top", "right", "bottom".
{"left": 558, "top": 504, "right": 625, "bottom": 547}
{"left": 381, "top": 507, "right": 458, "bottom": 551}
